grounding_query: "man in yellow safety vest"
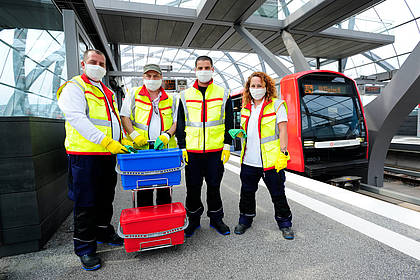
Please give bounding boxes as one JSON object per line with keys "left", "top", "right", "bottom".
{"left": 120, "top": 64, "right": 177, "bottom": 206}
{"left": 57, "top": 49, "right": 128, "bottom": 271}
{"left": 176, "top": 56, "right": 234, "bottom": 237}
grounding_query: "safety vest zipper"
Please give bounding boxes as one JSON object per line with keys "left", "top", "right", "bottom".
{"left": 202, "top": 92, "right": 206, "bottom": 153}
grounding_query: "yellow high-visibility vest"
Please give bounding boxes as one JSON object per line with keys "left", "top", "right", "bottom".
{"left": 240, "top": 98, "right": 288, "bottom": 170}
{"left": 180, "top": 82, "right": 229, "bottom": 153}
{"left": 130, "top": 86, "right": 177, "bottom": 149}
{"left": 57, "top": 74, "right": 123, "bottom": 155}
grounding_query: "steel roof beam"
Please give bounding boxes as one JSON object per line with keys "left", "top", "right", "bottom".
{"left": 234, "top": 25, "right": 292, "bottom": 78}
{"left": 281, "top": 30, "right": 310, "bottom": 72}
{"left": 94, "top": 0, "right": 197, "bottom": 21}
{"left": 182, "top": 0, "right": 220, "bottom": 47}
{"left": 224, "top": 52, "right": 245, "bottom": 85}
{"left": 364, "top": 41, "right": 420, "bottom": 187}
{"left": 362, "top": 51, "right": 396, "bottom": 72}
{"left": 85, "top": 0, "right": 117, "bottom": 71}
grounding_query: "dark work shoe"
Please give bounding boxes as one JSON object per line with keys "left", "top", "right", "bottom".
{"left": 210, "top": 220, "right": 230, "bottom": 235}
{"left": 280, "top": 227, "right": 295, "bottom": 240}
{"left": 80, "top": 254, "right": 101, "bottom": 271}
{"left": 234, "top": 223, "right": 251, "bottom": 235}
{"left": 184, "top": 219, "right": 200, "bottom": 238}
{"left": 97, "top": 233, "right": 123, "bottom": 246}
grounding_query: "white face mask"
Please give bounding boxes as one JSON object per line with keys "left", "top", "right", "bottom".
{"left": 144, "top": 79, "right": 162, "bottom": 91}
{"left": 196, "top": 70, "right": 213, "bottom": 83}
{"left": 250, "top": 88, "right": 266, "bottom": 100}
{"left": 85, "top": 64, "right": 106, "bottom": 81}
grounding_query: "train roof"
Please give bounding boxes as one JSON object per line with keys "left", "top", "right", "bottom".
{"left": 281, "top": 70, "right": 351, "bottom": 81}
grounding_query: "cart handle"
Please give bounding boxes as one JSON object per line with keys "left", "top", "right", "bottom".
{"left": 115, "top": 160, "right": 185, "bottom": 176}
{"left": 117, "top": 218, "right": 189, "bottom": 239}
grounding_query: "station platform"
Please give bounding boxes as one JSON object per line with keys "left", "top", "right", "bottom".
{"left": 390, "top": 136, "right": 420, "bottom": 152}
{"left": 1, "top": 156, "right": 420, "bottom": 279}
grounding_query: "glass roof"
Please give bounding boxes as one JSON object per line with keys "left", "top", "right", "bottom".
{"left": 334, "top": 0, "right": 420, "bottom": 79}
{"left": 120, "top": 45, "right": 294, "bottom": 93}
{"left": 254, "top": 0, "right": 311, "bottom": 20}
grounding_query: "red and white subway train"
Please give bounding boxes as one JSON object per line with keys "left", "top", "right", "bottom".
{"left": 231, "top": 70, "right": 369, "bottom": 181}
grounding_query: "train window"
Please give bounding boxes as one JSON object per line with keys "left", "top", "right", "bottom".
{"left": 299, "top": 75, "right": 365, "bottom": 141}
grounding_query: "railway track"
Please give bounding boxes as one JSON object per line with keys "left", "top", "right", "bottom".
{"left": 384, "top": 165, "right": 420, "bottom": 186}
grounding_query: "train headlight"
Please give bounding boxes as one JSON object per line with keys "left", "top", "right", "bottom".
{"left": 304, "top": 140, "right": 314, "bottom": 147}
{"left": 356, "top": 137, "right": 365, "bottom": 143}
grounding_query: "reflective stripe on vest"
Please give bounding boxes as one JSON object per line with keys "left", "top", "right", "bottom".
{"left": 133, "top": 121, "right": 148, "bottom": 131}
{"left": 181, "top": 83, "right": 229, "bottom": 152}
{"left": 87, "top": 118, "right": 110, "bottom": 127}
{"left": 56, "top": 75, "right": 122, "bottom": 154}
{"left": 240, "top": 98, "right": 287, "bottom": 170}
{"left": 131, "top": 86, "right": 177, "bottom": 149}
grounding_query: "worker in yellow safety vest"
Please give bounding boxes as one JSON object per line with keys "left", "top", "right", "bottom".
{"left": 229, "top": 71, "right": 294, "bottom": 240}
{"left": 176, "top": 56, "right": 234, "bottom": 237}
{"left": 120, "top": 64, "right": 177, "bottom": 206}
{"left": 57, "top": 49, "right": 131, "bottom": 271}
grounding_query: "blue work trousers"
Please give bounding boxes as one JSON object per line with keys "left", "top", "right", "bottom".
{"left": 239, "top": 164, "right": 292, "bottom": 228}
{"left": 68, "top": 154, "right": 117, "bottom": 256}
{"left": 185, "top": 151, "right": 225, "bottom": 221}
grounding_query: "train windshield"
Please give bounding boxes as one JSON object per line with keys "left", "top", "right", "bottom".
{"left": 299, "top": 75, "right": 365, "bottom": 141}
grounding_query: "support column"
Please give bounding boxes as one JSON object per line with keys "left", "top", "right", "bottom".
{"left": 418, "top": 105, "right": 420, "bottom": 137}
{"left": 364, "top": 41, "right": 420, "bottom": 186}
{"left": 316, "top": 58, "right": 320, "bottom": 69}
{"left": 110, "top": 43, "right": 121, "bottom": 71}
{"left": 109, "top": 44, "right": 124, "bottom": 109}
{"left": 338, "top": 58, "right": 343, "bottom": 73}
{"left": 281, "top": 30, "right": 310, "bottom": 72}
{"left": 234, "top": 25, "right": 292, "bottom": 78}
{"left": 63, "top": 10, "right": 80, "bottom": 79}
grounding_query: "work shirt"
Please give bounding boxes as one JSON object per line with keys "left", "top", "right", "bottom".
{"left": 176, "top": 81, "right": 234, "bottom": 150}
{"left": 243, "top": 100, "right": 287, "bottom": 168}
{"left": 57, "top": 78, "right": 121, "bottom": 144}
{"left": 120, "top": 88, "right": 178, "bottom": 141}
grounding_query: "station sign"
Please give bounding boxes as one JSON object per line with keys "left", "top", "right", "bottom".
{"left": 163, "top": 79, "right": 176, "bottom": 91}
{"left": 364, "top": 85, "right": 382, "bottom": 94}
{"left": 303, "top": 83, "right": 347, "bottom": 94}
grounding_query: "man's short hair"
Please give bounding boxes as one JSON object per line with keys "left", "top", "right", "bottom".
{"left": 83, "top": 49, "right": 105, "bottom": 62}
{"left": 195, "top": 55, "right": 213, "bottom": 67}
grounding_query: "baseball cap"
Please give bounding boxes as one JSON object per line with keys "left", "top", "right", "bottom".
{"left": 143, "top": 64, "right": 162, "bottom": 75}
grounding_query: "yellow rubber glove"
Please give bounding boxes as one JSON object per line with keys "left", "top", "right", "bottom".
{"left": 182, "top": 149, "right": 188, "bottom": 165}
{"left": 159, "top": 132, "right": 170, "bottom": 145}
{"left": 221, "top": 144, "right": 230, "bottom": 164}
{"left": 275, "top": 151, "right": 291, "bottom": 172}
{"left": 100, "top": 136, "right": 128, "bottom": 154}
{"left": 121, "top": 137, "right": 134, "bottom": 147}
{"left": 129, "top": 130, "right": 147, "bottom": 148}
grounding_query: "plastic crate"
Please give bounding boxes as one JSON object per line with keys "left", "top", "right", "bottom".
{"left": 117, "top": 148, "right": 182, "bottom": 190}
{"left": 119, "top": 202, "right": 186, "bottom": 252}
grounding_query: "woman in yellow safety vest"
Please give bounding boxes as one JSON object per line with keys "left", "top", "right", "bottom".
{"left": 229, "top": 72, "right": 295, "bottom": 239}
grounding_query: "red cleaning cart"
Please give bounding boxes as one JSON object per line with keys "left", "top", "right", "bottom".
{"left": 115, "top": 148, "right": 187, "bottom": 252}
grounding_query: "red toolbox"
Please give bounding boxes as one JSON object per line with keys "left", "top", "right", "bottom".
{"left": 119, "top": 202, "right": 187, "bottom": 252}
